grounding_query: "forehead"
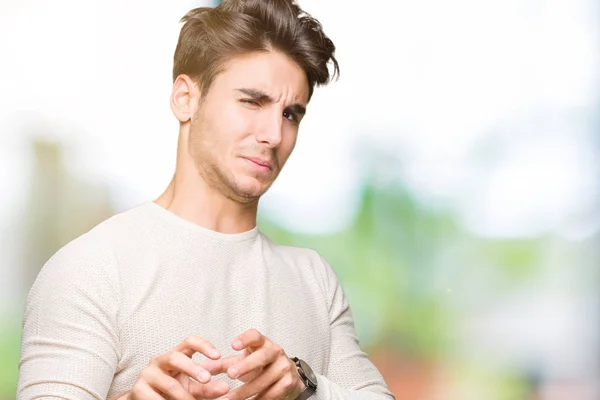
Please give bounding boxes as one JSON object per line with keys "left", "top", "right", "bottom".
{"left": 214, "top": 51, "right": 309, "bottom": 104}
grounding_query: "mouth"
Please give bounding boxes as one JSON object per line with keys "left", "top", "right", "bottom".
{"left": 242, "top": 157, "right": 273, "bottom": 172}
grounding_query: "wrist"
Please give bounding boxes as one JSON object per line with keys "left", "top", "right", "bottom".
{"left": 291, "top": 357, "right": 317, "bottom": 400}
{"left": 296, "top": 375, "right": 307, "bottom": 396}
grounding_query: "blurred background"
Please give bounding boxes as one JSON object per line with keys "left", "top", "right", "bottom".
{"left": 1, "top": 0, "right": 599, "bottom": 399}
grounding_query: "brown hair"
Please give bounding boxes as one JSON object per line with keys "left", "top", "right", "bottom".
{"left": 172, "top": 0, "right": 339, "bottom": 101}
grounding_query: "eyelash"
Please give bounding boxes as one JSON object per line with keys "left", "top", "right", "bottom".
{"left": 240, "top": 99, "right": 298, "bottom": 123}
{"left": 240, "top": 99, "right": 260, "bottom": 106}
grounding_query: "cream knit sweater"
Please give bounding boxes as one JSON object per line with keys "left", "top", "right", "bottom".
{"left": 18, "top": 202, "right": 395, "bottom": 400}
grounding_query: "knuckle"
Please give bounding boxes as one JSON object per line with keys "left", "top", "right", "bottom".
{"left": 131, "top": 382, "right": 144, "bottom": 395}
{"left": 261, "top": 351, "right": 272, "bottom": 365}
{"left": 281, "top": 375, "right": 294, "bottom": 390}
{"left": 192, "top": 334, "right": 206, "bottom": 344}
{"left": 139, "top": 367, "right": 152, "bottom": 381}
{"left": 280, "top": 361, "right": 292, "bottom": 374}
{"left": 167, "top": 351, "right": 178, "bottom": 364}
{"left": 184, "top": 335, "right": 207, "bottom": 350}
{"left": 163, "top": 378, "right": 178, "bottom": 393}
{"left": 250, "top": 328, "right": 261, "bottom": 339}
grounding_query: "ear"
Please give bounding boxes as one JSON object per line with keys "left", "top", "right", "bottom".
{"left": 170, "top": 74, "right": 200, "bottom": 123}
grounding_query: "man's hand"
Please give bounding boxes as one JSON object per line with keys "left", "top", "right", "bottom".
{"left": 128, "top": 335, "right": 230, "bottom": 400}
{"left": 222, "top": 329, "right": 306, "bottom": 400}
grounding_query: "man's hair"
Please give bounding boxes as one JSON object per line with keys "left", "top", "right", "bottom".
{"left": 173, "top": 0, "right": 339, "bottom": 101}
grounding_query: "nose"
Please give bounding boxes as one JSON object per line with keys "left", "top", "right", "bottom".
{"left": 255, "top": 109, "right": 283, "bottom": 148}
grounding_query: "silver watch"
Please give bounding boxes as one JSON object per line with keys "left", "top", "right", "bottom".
{"left": 291, "top": 357, "right": 317, "bottom": 400}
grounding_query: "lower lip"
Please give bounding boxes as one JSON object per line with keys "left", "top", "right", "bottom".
{"left": 243, "top": 158, "right": 271, "bottom": 173}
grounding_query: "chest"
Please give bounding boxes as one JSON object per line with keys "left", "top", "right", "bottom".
{"left": 109, "top": 255, "right": 331, "bottom": 398}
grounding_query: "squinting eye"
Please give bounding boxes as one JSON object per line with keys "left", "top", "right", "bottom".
{"left": 283, "top": 111, "right": 297, "bottom": 122}
{"left": 241, "top": 99, "right": 260, "bottom": 106}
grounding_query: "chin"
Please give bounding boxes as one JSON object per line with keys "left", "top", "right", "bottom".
{"left": 233, "top": 176, "right": 271, "bottom": 199}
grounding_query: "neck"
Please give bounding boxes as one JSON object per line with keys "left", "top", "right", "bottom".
{"left": 154, "top": 129, "right": 259, "bottom": 235}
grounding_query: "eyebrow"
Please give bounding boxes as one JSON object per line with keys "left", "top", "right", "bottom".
{"left": 235, "top": 88, "right": 306, "bottom": 116}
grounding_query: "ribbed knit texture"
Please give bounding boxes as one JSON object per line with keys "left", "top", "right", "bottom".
{"left": 18, "top": 202, "right": 394, "bottom": 400}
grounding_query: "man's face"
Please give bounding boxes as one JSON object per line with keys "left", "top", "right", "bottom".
{"left": 188, "top": 51, "right": 309, "bottom": 203}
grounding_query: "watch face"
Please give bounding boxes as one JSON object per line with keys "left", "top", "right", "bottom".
{"left": 299, "top": 359, "right": 318, "bottom": 385}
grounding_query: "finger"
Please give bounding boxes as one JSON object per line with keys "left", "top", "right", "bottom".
{"left": 199, "top": 354, "right": 244, "bottom": 376}
{"left": 227, "top": 347, "right": 279, "bottom": 380}
{"left": 130, "top": 380, "right": 165, "bottom": 400}
{"left": 152, "top": 351, "right": 212, "bottom": 383}
{"left": 142, "top": 365, "right": 195, "bottom": 400}
{"left": 224, "top": 359, "right": 288, "bottom": 400}
{"left": 253, "top": 374, "right": 297, "bottom": 400}
{"left": 234, "top": 350, "right": 258, "bottom": 383}
{"left": 237, "top": 369, "right": 260, "bottom": 384}
{"left": 232, "top": 329, "right": 265, "bottom": 351}
{"left": 188, "top": 377, "right": 230, "bottom": 399}
{"left": 175, "top": 336, "right": 221, "bottom": 360}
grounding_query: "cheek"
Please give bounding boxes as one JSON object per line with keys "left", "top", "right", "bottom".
{"left": 203, "top": 109, "right": 246, "bottom": 154}
{"left": 223, "top": 105, "right": 256, "bottom": 143}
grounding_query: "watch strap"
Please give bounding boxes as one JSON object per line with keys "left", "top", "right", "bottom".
{"left": 292, "top": 357, "right": 317, "bottom": 400}
{"left": 296, "top": 385, "right": 316, "bottom": 400}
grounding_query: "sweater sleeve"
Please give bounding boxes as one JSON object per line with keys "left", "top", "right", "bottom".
{"left": 312, "top": 256, "right": 396, "bottom": 400}
{"left": 17, "top": 237, "right": 120, "bottom": 400}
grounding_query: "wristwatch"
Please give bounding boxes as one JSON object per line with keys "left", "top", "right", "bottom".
{"left": 291, "top": 357, "right": 317, "bottom": 400}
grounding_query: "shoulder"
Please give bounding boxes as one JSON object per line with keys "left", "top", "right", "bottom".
{"left": 258, "top": 232, "right": 324, "bottom": 266}
{"left": 258, "top": 232, "right": 341, "bottom": 290}
{"left": 33, "top": 203, "right": 148, "bottom": 289}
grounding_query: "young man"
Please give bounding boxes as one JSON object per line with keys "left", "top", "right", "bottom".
{"left": 18, "top": 1, "right": 395, "bottom": 399}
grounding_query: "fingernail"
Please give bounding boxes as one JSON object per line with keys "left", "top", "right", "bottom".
{"left": 199, "top": 371, "right": 210, "bottom": 382}
{"left": 232, "top": 339, "right": 242, "bottom": 349}
{"left": 229, "top": 367, "right": 239, "bottom": 379}
{"left": 210, "top": 349, "right": 220, "bottom": 358}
